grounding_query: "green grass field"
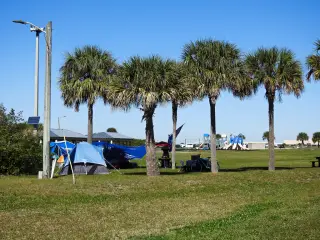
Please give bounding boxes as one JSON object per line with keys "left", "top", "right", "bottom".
{"left": 1, "top": 149, "right": 320, "bottom": 239}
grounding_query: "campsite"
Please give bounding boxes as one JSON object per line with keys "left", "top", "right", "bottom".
{"left": 1, "top": 1, "right": 320, "bottom": 240}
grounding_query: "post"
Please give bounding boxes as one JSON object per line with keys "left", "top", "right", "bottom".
{"left": 58, "top": 117, "right": 60, "bottom": 129}
{"left": 43, "top": 21, "right": 52, "bottom": 178}
{"left": 34, "top": 31, "right": 40, "bottom": 117}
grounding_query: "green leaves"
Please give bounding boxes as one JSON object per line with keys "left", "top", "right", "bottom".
{"left": 0, "top": 104, "right": 42, "bottom": 175}
{"left": 312, "top": 132, "right": 320, "bottom": 145}
{"left": 59, "top": 45, "right": 117, "bottom": 110}
{"left": 182, "top": 39, "right": 251, "bottom": 99}
{"left": 306, "top": 40, "right": 320, "bottom": 81}
{"left": 107, "top": 55, "right": 174, "bottom": 112}
{"left": 245, "top": 47, "right": 304, "bottom": 100}
{"left": 296, "top": 132, "right": 309, "bottom": 144}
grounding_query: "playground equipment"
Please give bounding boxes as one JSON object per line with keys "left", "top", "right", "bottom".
{"left": 199, "top": 133, "right": 227, "bottom": 149}
{"left": 223, "top": 134, "right": 248, "bottom": 150}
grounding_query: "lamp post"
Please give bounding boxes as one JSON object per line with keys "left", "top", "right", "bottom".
{"left": 13, "top": 20, "right": 52, "bottom": 179}
{"left": 58, "top": 116, "right": 66, "bottom": 129}
{"left": 13, "top": 20, "right": 45, "bottom": 117}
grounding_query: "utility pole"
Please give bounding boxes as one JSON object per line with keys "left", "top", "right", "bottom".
{"left": 43, "top": 21, "right": 52, "bottom": 178}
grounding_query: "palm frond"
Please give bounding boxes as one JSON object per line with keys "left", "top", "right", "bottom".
{"left": 245, "top": 47, "right": 303, "bottom": 100}
{"left": 182, "top": 39, "right": 251, "bottom": 99}
{"left": 58, "top": 45, "right": 117, "bottom": 111}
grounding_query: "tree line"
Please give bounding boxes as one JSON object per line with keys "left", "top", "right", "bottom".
{"left": 58, "top": 39, "right": 320, "bottom": 176}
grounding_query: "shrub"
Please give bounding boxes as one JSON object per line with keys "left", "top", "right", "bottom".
{"left": 0, "top": 104, "right": 42, "bottom": 175}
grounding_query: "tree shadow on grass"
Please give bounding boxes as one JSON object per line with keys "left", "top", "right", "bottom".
{"left": 219, "top": 166, "right": 295, "bottom": 172}
{"left": 123, "top": 171, "right": 184, "bottom": 176}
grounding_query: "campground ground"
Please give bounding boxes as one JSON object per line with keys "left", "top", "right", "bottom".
{"left": 1, "top": 149, "right": 320, "bottom": 239}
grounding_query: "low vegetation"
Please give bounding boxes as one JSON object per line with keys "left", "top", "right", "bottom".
{"left": 0, "top": 104, "right": 42, "bottom": 175}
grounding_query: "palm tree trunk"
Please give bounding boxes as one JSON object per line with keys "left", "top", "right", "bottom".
{"left": 268, "top": 97, "right": 275, "bottom": 170}
{"left": 171, "top": 101, "right": 177, "bottom": 170}
{"left": 145, "top": 108, "right": 159, "bottom": 176}
{"left": 209, "top": 95, "right": 218, "bottom": 173}
{"left": 87, "top": 103, "right": 93, "bottom": 144}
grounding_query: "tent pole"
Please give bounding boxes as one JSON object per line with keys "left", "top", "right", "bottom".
{"left": 64, "top": 136, "right": 75, "bottom": 184}
{"left": 103, "top": 156, "right": 122, "bottom": 174}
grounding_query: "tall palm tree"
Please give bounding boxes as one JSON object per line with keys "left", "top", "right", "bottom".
{"left": 306, "top": 40, "right": 320, "bottom": 81}
{"left": 59, "top": 45, "right": 116, "bottom": 143}
{"left": 246, "top": 47, "right": 303, "bottom": 170}
{"left": 182, "top": 39, "right": 250, "bottom": 173}
{"left": 167, "top": 62, "right": 194, "bottom": 169}
{"left": 106, "top": 56, "right": 173, "bottom": 176}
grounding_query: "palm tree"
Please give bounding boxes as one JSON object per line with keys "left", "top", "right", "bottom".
{"left": 312, "top": 132, "right": 320, "bottom": 148}
{"left": 59, "top": 45, "right": 117, "bottom": 144}
{"left": 182, "top": 39, "right": 250, "bottom": 173}
{"left": 238, "top": 133, "right": 246, "bottom": 140}
{"left": 106, "top": 56, "right": 173, "bottom": 176}
{"left": 167, "top": 62, "right": 194, "bottom": 169}
{"left": 306, "top": 40, "right": 320, "bottom": 81}
{"left": 246, "top": 47, "right": 303, "bottom": 170}
{"left": 262, "top": 131, "right": 269, "bottom": 142}
{"left": 297, "top": 132, "right": 309, "bottom": 145}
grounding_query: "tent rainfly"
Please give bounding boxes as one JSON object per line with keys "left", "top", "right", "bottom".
{"left": 59, "top": 142, "right": 109, "bottom": 175}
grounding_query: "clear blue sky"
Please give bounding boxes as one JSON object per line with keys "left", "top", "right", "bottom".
{"left": 1, "top": 0, "right": 319, "bottom": 143}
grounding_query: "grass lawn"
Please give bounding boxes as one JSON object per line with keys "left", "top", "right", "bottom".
{"left": 1, "top": 149, "right": 320, "bottom": 239}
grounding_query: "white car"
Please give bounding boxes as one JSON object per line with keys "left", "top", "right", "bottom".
{"left": 185, "top": 143, "right": 194, "bottom": 149}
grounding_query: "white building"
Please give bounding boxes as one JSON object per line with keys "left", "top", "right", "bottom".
{"left": 247, "top": 142, "right": 266, "bottom": 150}
{"left": 283, "top": 140, "right": 315, "bottom": 146}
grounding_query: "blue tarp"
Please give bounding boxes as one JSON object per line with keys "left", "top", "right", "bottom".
{"left": 63, "top": 142, "right": 106, "bottom": 167}
{"left": 50, "top": 141, "right": 75, "bottom": 162}
{"left": 93, "top": 142, "right": 146, "bottom": 160}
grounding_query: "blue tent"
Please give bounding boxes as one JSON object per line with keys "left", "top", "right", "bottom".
{"left": 60, "top": 142, "right": 109, "bottom": 175}
{"left": 93, "top": 142, "right": 146, "bottom": 160}
{"left": 50, "top": 141, "right": 75, "bottom": 163}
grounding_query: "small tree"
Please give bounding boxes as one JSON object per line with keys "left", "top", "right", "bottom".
{"left": 296, "top": 132, "right": 309, "bottom": 145}
{"left": 312, "top": 132, "right": 320, "bottom": 148}
{"left": 262, "top": 131, "right": 269, "bottom": 142}
{"left": 238, "top": 133, "right": 246, "bottom": 140}
{"left": 107, "top": 127, "right": 117, "bottom": 133}
{"left": 216, "top": 134, "right": 222, "bottom": 140}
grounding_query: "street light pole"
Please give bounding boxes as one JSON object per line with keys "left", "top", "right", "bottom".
{"left": 13, "top": 19, "right": 52, "bottom": 179}
{"left": 13, "top": 20, "right": 45, "bottom": 117}
{"left": 43, "top": 21, "right": 52, "bottom": 178}
{"left": 58, "top": 116, "right": 66, "bottom": 130}
{"left": 34, "top": 31, "right": 40, "bottom": 116}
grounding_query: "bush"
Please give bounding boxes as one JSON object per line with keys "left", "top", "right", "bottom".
{"left": 0, "top": 104, "right": 42, "bottom": 175}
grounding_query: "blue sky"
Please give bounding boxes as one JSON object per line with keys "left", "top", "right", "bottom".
{"left": 1, "top": 0, "right": 319, "bottom": 143}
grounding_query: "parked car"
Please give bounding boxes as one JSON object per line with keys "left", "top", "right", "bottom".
{"left": 185, "top": 143, "right": 194, "bottom": 149}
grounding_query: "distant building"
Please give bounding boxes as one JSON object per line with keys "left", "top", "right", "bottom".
{"left": 92, "top": 132, "right": 134, "bottom": 146}
{"left": 48, "top": 128, "right": 134, "bottom": 145}
{"left": 247, "top": 142, "right": 266, "bottom": 150}
{"left": 50, "top": 128, "right": 87, "bottom": 142}
{"left": 283, "top": 140, "right": 315, "bottom": 146}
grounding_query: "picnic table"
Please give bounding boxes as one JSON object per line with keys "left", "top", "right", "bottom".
{"left": 311, "top": 157, "right": 320, "bottom": 167}
{"left": 180, "top": 156, "right": 220, "bottom": 172}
